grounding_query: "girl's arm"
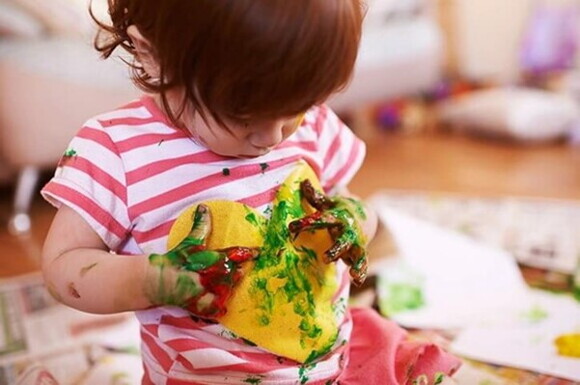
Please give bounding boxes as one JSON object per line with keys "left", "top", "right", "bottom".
{"left": 42, "top": 205, "right": 192, "bottom": 314}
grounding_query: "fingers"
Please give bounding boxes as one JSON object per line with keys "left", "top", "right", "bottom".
{"left": 300, "top": 180, "right": 334, "bottom": 211}
{"left": 170, "top": 204, "right": 211, "bottom": 262}
{"left": 325, "top": 237, "right": 352, "bottom": 263}
{"left": 349, "top": 260, "right": 368, "bottom": 286}
{"left": 288, "top": 211, "right": 342, "bottom": 234}
{"left": 187, "top": 204, "right": 211, "bottom": 245}
{"left": 343, "top": 246, "right": 368, "bottom": 286}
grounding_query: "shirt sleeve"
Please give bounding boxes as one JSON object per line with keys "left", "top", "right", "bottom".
{"left": 41, "top": 119, "right": 131, "bottom": 251}
{"left": 314, "top": 105, "right": 366, "bottom": 195}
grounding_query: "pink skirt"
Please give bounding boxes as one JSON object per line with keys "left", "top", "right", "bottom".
{"left": 335, "top": 307, "right": 461, "bottom": 384}
{"left": 142, "top": 307, "right": 461, "bottom": 384}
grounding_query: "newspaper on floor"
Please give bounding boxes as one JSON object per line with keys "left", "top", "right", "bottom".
{"left": 0, "top": 273, "right": 140, "bottom": 385}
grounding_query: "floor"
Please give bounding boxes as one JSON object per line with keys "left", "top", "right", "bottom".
{"left": 1, "top": 130, "right": 579, "bottom": 278}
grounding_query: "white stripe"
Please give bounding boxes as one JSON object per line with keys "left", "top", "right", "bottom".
{"left": 157, "top": 323, "right": 268, "bottom": 354}
{"left": 42, "top": 182, "right": 127, "bottom": 250}
{"left": 114, "top": 121, "right": 185, "bottom": 148}
{"left": 323, "top": 125, "right": 356, "bottom": 175}
{"left": 66, "top": 134, "right": 126, "bottom": 184}
{"left": 179, "top": 348, "right": 248, "bottom": 369}
{"left": 57, "top": 166, "right": 126, "bottom": 205}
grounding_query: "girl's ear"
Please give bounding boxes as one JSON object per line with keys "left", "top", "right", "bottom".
{"left": 127, "top": 25, "right": 161, "bottom": 79}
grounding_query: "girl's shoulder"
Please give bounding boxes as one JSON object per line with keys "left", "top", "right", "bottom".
{"left": 78, "top": 96, "right": 184, "bottom": 144}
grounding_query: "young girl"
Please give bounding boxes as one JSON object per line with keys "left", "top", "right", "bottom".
{"left": 41, "top": 1, "right": 460, "bottom": 384}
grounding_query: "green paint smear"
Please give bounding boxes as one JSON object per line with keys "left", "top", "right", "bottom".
{"left": 380, "top": 283, "right": 425, "bottom": 315}
{"left": 412, "top": 374, "right": 428, "bottom": 385}
{"left": 248, "top": 180, "right": 337, "bottom": 353}
{"left": 111, "top": 372, "right": 130, "bottom": 385}
{"left": 183, "top": 250, "right": 221, "bottom": 272}
{"left": 245, "top": 212, "right": 260, "bottom": 227}
{"left": 344, "top": 197, "right": 367, "bottom": 220}
{"left": 263, "top": 206, "right": 273, "bottom": 216}
{"left": 63, "top": 148, "right": 77, "bottom": 157}
{"left": 79, "top": 262, "right": 98, "bottom": 277}
{"left": 521, "top": 305, "right": 549, "bottom": 323}
{"left": 304, "top": 331, "right": 338, "bottom": 364}
{"left": 434, "top": 372, "right": 446, "bottom": 384}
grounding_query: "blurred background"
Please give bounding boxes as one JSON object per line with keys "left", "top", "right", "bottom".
{"left": 0, "top": 0, "right": 579, "bottom": 276}
{"left": 0, "top": 1, "right": 579, "bottom": 384}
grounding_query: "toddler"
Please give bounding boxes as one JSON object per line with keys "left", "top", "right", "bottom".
{"left": 41, "top": 0, "right": 460, "bottom": 384}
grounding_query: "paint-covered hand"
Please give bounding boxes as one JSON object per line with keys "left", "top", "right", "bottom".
{"left": 145, "top": 204, "right": 259, "bottom": 318}
{"left": 288, "top": 180, "right": 368, "bottom": 286}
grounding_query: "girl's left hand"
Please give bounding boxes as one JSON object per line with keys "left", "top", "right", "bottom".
{"left": 288, "top": 180, "right": 368, "bottom": 286}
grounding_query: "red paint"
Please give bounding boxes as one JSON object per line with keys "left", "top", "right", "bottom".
{"left": 289, "top": 211, "right": 323, "bottom": 233}
{"left": 185, "top": 247, "right": 256, "bottom": 318}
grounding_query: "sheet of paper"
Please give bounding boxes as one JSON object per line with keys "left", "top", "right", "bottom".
{"left": 451, "top": 290, "right": 580, "bottom": 382}
{"left": 371, "top": 198, "right": 529, "bottom": 330}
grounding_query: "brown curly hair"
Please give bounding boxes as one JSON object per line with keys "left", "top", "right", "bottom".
{"left": 91, "top": 0, "right": 364, "bottom": 126}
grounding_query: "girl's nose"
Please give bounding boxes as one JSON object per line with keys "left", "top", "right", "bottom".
{"left": 249, "top": 121, "right": 284, "bottom": 148}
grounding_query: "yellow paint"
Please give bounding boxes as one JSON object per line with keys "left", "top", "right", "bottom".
{"left": 554, "top": 333, "right": 580, "bottom": 358}
{"left": 167, "top": 162, "right": 339, "bottom": 363}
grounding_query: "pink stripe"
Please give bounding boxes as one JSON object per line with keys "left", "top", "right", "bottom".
{"left": 165, "top": 337, "right": 216, "bottom": 352}
{"left": 142, "top": 365, "right": 154, "bottom": 385}
{"left": 323, "top": 128, "right": 342, "bottom": 172}
{"left": 43, "top": 183, "right": 127, "bottom": 240}
{"left": 126, "top": 151, "right": 226, "bottom": 185}
{"left": 130, "top": 155, "right": 302, "bottom": 219}
{"left": 313, "top": 105, "right": 329, "bottom": 138}
{"left": 238, "top": 186, "right": 279, "bottom": 208}
{"left": 174, "top": 354, "right": 196, "bottom": 373}
{"left": 132, "top": 154, "right": 322, "bottom": 245}
{"left": 166, "top": 379, "right": 205, "bottom": 385}
{"left": 277, "top": 139, "right": 317, "bottom": 152}
{"left": 133, "top": 184, "right": 276, "bottom": 245}
{"left": 324, "top": 139, "right": 363, "bottom": 191}
{"left": 141, "top": 331, "right": 174, "bottom": 373}
{"left": 65, "top": 157, "right": 127, "bottom": 203}
{"left": 76, "top": 126, "right": 119, "bottom": 155}
{"left": 116, "top": 131, "right": 187, "bottom": 153}
{"left": 301, "top": 155, "right": 323, "bottom": 182}
{"left": 143, "top": 323, "right": 160, "bottom": 336}
{"left": 140, "top": 96, "right": 175, "bottom": 127}
{"left": 98, "top": 116, "right": 160, "bottom": 128}
{"left": 133, "top": 221, "right": 174, "bottom": 246}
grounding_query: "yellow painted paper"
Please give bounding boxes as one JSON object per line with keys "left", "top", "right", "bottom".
{"left": 167, "top": 162, "right": 339, "bottom": 363}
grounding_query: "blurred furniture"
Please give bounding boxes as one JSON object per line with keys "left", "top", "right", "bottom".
{"left": 0, "top": 39, "right": 138, "bottom": 234}
{"left": 330, "top": 0, "right": 444, "bottom": 109}
{"left": 0, "top": 0, "right": 442, "bottom": 234}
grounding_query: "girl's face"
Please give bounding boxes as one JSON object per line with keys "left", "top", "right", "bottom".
{"left": 186, "top": 110, "right": 303, "bottom": 158}
{"left": 160, "top": 91, "right": 304, "bottom": 158}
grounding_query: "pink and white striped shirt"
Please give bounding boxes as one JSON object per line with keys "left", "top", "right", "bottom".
{"left": 42, "top": 96, "right": 366, "bottom": 384}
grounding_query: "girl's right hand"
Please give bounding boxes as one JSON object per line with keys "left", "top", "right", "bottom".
{"left": 144, "top": 204, "right": 259, "bottom": 318}
{"left": 288, "top": 180, "right": 369, "bottom": 286}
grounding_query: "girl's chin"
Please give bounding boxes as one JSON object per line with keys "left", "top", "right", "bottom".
{"left": 210, "top": 146, "right": 271, "bottom": 158}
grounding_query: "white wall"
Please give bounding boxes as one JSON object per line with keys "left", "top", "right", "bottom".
{"left": 452, "top": 0, "right": 533, "bottom": 82}
{"left": 451, "top": 0, "right": 580, "bottom": 82}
